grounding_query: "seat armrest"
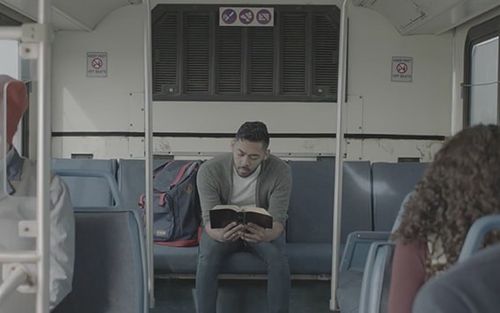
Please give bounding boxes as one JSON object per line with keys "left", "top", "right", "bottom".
{"left": 340, "top": 231, "right": 391, "bottom": 272}
{"left": 358, "top": 241, "right": 395, "bottom": 313}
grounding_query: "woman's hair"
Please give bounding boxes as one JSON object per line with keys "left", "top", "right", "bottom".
{"left": 393, "top": 124, "right": 500, "bottom": 277}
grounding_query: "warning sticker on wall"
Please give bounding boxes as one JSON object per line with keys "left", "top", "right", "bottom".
{"left": 391, "top": 56, "right": 413, "bottom": 82}
{"left": 219, "top": 7, "right": 274, "bottom": 27}
{"left": 87, "top": 52, "right": 108, "bottom": 77}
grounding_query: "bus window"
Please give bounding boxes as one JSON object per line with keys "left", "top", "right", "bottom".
{"left": 470, "top": 36, "right": 498, "bottom": 125}
{"left": 0, "top": 40, "right": 18, "bottom": 79}
{"left": 464, "top": 15, "right": 500, "bottom": 127}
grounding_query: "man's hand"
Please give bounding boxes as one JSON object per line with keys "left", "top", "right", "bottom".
{"left": 206, "top": 222, "right": 245, "bottom": 242}
{"left": 241, "top": 222, "right": 284, "bottom": 243}
{"left": 241, "top": 223, "right": 268, "bottom": 243}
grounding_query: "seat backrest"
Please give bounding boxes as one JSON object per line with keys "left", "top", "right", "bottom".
{"left": 459, "top": 214, "right": 500, "bottom": 262}
{"left": 358, "top": 242, "right": 395, "bottom": 313}
{"left": 52, "top": 159, "right": 118, "bottom": 207}
{"left": 372, "top": 162, "right": 428, "bottom": 231}
{"left": 52, "top": 209, "right": 147, "bottom": 313}
{"left": 413, "top": 244, "right": 500, "bottom": 313}
{"left": 287, "top": 158, "right": 372, "bottom": 243}
{"left": 340, "top": 231, "right": 391, "bottom": 272}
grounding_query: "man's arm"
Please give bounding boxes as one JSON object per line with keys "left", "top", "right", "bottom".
{"left": 197, "top": 162, "right": 245, "bottom": 242}
{"left": 48, "top": 176, "right": 75, "bottom": 310}
{"left": 197, "top": 164, "right": 222, "bottom": 226}
{"left": 265, "top": 162, "right": 292, "bottom": 238}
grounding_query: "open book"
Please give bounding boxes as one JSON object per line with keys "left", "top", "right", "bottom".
{"left": 209, "top": 205, "right": 273, "bottom": 229}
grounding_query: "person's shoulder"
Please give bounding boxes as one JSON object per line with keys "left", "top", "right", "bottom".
{"left": 199, "top": 153, "right": 232, "bottom": 172}
{"left": 267, "top": 154, "right": 290, "bottom": 171}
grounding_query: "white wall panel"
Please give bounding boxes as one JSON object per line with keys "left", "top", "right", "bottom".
{"left": 51, "top": 3, "right": 454, "bottom": 160}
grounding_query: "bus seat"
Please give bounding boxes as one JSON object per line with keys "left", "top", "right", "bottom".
{"left": 337, "top": 231, "right": 391, "bottom": 313}
{"left": 52, "top": 159, "right": 118, "bottom": 207}
{"left": 357, "top": 242, "right": 395, "bottom": 313}
{"left": 338, "top": 162, "right": 425, "bottom": 313}
{"left": 413, "top": 214, "right": 500, "bottom": 312}
{"left": 372, "top": 162, "right": 428, "bottom": 231}
{"left": 459, "top": 214, "right": 500, "bottom": 262}
{"left": 52, "top": 209, "right": 147, "bottom": 313}
{"left": 286, "top": 159, "right": 371, "bottom": 275}
{"left": 287, "top": 159, "right": 372, "bottom": 245}
{"left": 413, "top": 244, "right": 500, "bottom": 313}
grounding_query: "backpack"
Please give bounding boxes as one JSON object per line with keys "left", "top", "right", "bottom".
{"left": 139, "top": 160, "right": 202, "bottom": 247}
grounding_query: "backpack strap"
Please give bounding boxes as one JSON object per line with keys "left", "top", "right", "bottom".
{"left": 169, "top": 161, "right": 197, "bottom": 189}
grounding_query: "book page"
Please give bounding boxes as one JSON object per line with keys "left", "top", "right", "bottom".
{"left": 211, "top": 204, "right": 242, "bottom": 212}
{"left": 240, "top": 206, "right": 270, "bottom": 216}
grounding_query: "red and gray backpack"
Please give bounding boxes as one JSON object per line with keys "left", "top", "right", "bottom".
{"left": 139, "top": 160, "right": 202, "bottom": 247}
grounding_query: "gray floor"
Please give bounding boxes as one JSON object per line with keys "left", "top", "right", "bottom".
{"left": 151, "top": 279, "right": 333, "bottom": 313}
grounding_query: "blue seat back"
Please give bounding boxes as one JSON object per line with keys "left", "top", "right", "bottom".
{"left": 459, "top": 214, "right": 500, "bottom": 261}
{"left": 371, "top": 162, "right": 428, "bottom": 231}
{"left": 52, "top": 159, "right": 118, "bottom": 207}
{"left": 52, "top": 209, "right": 147, "bottom": 313}
{"left": 358, "top": 241, "right": 395, "bottom": 313}
{"left": 287, "top": 158, "right": 372, "bottom": 244}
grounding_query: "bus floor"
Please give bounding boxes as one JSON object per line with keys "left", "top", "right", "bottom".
{"left": 151, "top": 279, "right": 333, "bottom": 313}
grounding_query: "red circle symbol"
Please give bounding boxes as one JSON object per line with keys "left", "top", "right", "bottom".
{"left": 91, "top": 57, "right": 103, "bottom": 70}
{"left": 396, "top": 63, "right": 408, "bottom": 74}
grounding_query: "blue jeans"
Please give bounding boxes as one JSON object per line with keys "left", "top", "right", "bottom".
{"left": 195, "top": 230, "right": 290, "bottom": 313}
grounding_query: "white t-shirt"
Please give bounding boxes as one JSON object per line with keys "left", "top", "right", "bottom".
{"left": 230, "top": 165, "right": 261, "bottom": 207}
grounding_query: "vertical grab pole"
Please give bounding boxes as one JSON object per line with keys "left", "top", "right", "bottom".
{"left": 143, "top": 0, "right": 155, "bottom": 308}
{"left": 330, "top": 0, "right": 348, "bottom": 311}
{"left": 36, "top": 0, "right": 52, "bottom": 312}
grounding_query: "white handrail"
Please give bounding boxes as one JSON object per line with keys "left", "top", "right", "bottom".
{"left": 0, "top": 265, "right": 29, "bottom": 304}
{"left": 143, "top": 0, "right": 155, "bottom": 309}
{"left": 0, "top": 27, "right": 23, "bottom": 40}
{"left": 36, "top": 0, "right": 52, "bottom": 312}
{"left": 330, "top": 0, "right": 349, "bottom": 311}
{"left": 0, "top": 252, "right": 39, "bottom": 263}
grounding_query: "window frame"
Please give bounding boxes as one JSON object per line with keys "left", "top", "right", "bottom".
{"left": 463, "top": 15, "right": 500, "bottom": 127}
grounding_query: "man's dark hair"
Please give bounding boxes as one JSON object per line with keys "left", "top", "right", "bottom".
{"left": 235, "top": 121, "right": 270, "bottom": 148}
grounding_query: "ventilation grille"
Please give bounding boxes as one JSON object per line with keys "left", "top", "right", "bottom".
{"left": 313, "top": 14, "right": 338, "bottom": 96}
{"left": 183, "top": 13, "right": 210, "bottom": 94}
{"left": 280, "top": 13, "right": 307, "bottom": 94}
{"left": 152, "top": 13, "right": 177, "bottom": 95}
{"left": 248, "top": 27, "right": 275, "bottom": 94}
{"left": 216, "top": 26, "right": 242, "bottom": 94}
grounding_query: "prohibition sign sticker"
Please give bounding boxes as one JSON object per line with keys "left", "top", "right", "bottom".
{"left": 256, "top": 9, "right": 272, "bottom": 25}
{"left": 221, "top": 8, "right": 237, "bottom": 24}
{"left": 239, "top": 9, "right": 254, "bottom": 25}
{"left": 87, "top": 52, "right": 108, "bottom": 77}
{"left": 396, "top": 62, "right": 408, "bottom": 74}
{"left": 391, "top": 56, "right": 413, "bottom": 82}
{"left": 91, "top": 57, "right": 103, "bottom": 70}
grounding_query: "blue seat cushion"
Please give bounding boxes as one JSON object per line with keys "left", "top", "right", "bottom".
{"left": 153, "top": 243, "right": 335, "bottom": 275}
{"left": 287, "top": 243, "right": 333, "bottom": 275}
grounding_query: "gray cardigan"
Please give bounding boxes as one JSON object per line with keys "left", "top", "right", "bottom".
{"left": 197, "top": 153, "right": 292, "bottom": 225}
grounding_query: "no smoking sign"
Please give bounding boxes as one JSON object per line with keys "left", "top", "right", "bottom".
{"left": 391, "top": 56, "right": 413, "bottom": 82}
{"left": 87, "top": 52, "right": 108, "bottom": 77}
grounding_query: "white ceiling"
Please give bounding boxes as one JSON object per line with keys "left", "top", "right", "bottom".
{"left": 0, "top": 0, "right": 142, "bottom": 31}
{"left": 353, "top": 0, "right": 500, "bottom": 35}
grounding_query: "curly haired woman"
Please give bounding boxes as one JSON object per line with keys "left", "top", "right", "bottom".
{"left": 388, "top": 124, "right": 500, "bottom": 313}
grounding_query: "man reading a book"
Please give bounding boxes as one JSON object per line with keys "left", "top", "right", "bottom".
{"left": 196, "top": 121, "right": 292, "bottom": 313}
